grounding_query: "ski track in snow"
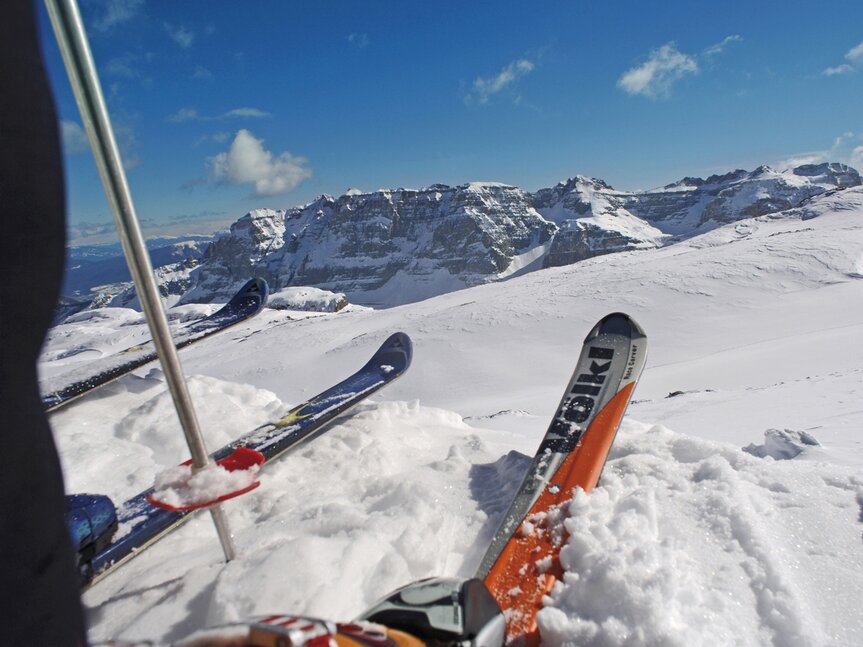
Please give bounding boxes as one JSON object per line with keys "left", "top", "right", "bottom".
{"left": 42, "top": 196, "right": 863, "bottom": 645}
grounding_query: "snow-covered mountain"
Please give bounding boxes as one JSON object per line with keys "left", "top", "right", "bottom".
{"left": 183, "top": 162, "right": 860, "bottom": 306}
{"left": 42, "top": 183, "right": 863, "bottom": 645}
{"left": 71, "top": 162, "right": 859, "bottom": 312}
{"left": 196, "top": 182, "right": 557, "bottom": 307}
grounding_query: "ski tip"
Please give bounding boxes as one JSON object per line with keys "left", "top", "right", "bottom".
{"left": 230, "top": 277, "right": 270, "bottom": 308}
{"left": 588, "top": 312, "right": 646, "bottom": 342}
{"left": 388, "top": 331, "right": 413, "bottom": 361}
{"left": 365, "top": 332, "right": 413, "bottom": 374}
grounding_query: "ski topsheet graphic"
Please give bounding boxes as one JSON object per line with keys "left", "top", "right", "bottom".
{"left": 477, "top": 313, "right": 647, "bottom": 646}
{"left": 41, "top": 278, "right": 269, "bottom": 411}
{"left": 77, "top": 332, "right": 412, "bottom": 588}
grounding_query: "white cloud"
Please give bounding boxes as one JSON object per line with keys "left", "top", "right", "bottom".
{"left": 92, "top": 0, "right": 144, "bottom": 32}
{"left": 823, "top": 64, "right": 854, "bottom": 77}
{"left": 467, "top": 58, "right": 535, "bottom": 105}
{"left": 113, "top": 121, "right": 140, "bottom": 170}
{"left": 165, "top": 23, "right": 195, "bottom": 48}
{"left": 194, "top": 132, "right": 231, "bottom": 147}
{"left": 222, "top": 107, "right": 271, "bottom": 119}
{"left": 179, "top": 176, "right": 207, "bottom": 193}
{"left": 192, "top": 65, "right": 214, "bottom": 80}
{"left": 105, "top": 53, "right": 141, "bottom": 78}
{"left": 846, "top": 41, "right": 863, "bottom": 63}
{"left": 60, "top": 117, "right": 139, "bottom": 167}
{"left": 168, "top": 107, "right": 200, "bottom": 123}
{"left": 61, "top": 120, "right": 89, "bottom": 155}
{"left": 348, "top": 33, "right": 370, "bottom": 48}
{"left": 209, "top": 130, "right": 312, "bottom": 196}
{"left": 775, "top": 132, "right": 863, "bottom": 171}
{"left": 703, "top": 35, "right": 742, "bottom": 57}
{"left": 776, "top": 151, "right": 830, "bottom": 169}
{"left": 618, "top": 43, "right": 698, "bottom": 98}
{"left": 822, "top": 40, "right": 863, "bottom": 77}
{"left": 851, "top": 145, "right": 863, "bottom": 170}
{"left": 168, "top": 107, "right": 271, "bottom": 123}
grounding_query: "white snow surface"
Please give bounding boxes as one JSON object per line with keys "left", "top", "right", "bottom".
{"left": 41, "top": 187, "right": 863, "bottom": 645}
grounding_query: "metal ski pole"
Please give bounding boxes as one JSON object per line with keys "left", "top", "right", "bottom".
{"left": 45, "top": 0, "right": 236, "bottom": 561}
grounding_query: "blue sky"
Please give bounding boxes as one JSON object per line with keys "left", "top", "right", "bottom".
{"left": 38, "top": 1, "right": 863, "bottom": 241}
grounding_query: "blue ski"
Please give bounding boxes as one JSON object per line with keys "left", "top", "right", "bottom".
{"left": 42, "top": 278, "right": 269, "bottom": 412}
{"left": 76, "top": 332, "right": 412, "bottom": 588}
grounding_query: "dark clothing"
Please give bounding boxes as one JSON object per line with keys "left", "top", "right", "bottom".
{"left": 0, "top": 1, "right": 88, "bottom": 644}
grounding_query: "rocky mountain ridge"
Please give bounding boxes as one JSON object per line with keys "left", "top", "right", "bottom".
{"left": 82, "top": 162, "right": 860, "bottom": 310}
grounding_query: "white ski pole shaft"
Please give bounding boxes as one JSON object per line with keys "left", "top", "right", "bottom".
{"left": 44, "top": 0, "right": 235, "bottom": 561}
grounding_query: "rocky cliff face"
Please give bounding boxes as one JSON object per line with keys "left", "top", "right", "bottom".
{"left": 82, "top": 162, "right": 862, "bottom": 310}
{"left": 190, "top": 183, "right": 557, "bottom": 305}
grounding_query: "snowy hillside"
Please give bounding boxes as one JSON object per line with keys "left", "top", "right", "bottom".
{"left": 42, "top": 187, "right": 863, "bottom": 645}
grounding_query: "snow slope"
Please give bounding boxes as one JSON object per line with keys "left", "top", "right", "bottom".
{"left": 41, "top": 187, "right": 863, "bottom": 645}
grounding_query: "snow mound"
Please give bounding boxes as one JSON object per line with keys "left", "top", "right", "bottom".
{"left": 78, "top": 412, "right": 863, "bottom": 645}
{"left": 82, "top": 400, "right": 508, "bottom": 642}
{"left": 743, "top": 428, "right": 821, "bottom": 460}
{"left": 268, "top": 287, "right": 349, "bottom": 312}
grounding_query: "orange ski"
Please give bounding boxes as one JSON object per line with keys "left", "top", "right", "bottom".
{"left": 478, "top": 313, "right": 647, "bottom": 646}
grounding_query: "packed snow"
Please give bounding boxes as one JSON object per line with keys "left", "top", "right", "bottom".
{"left": 41, "top": 187, "right": 863, "bottom": 645}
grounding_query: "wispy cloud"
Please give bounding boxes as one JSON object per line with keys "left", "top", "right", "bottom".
{"left": 168, "top": 209, "right": 229, "bottom": 224}
{"left": 165, "top": 23, "right": 195, "bottom": 48}
{"left": 104, "top": 52, "right": 143, "bottom": 78}
{"left": 209, "top": 130, "right": 312, "bottom": 197}
{"left": 91, "top": 0, "right": 144, "bottom": 32}
{"left": 168, "top": 108, "right": 200, "bottom": 123}
{"left": 347, "top": 33, "right": 370, "bottom": 48}
{"left": 775, "top": 132, "right": 863, "bottom": 170}
{"left": 192, "top": 65, "right": 214, "bottom": 80}
{"left": 823, "top": 40, "right": 863, "bottom": 76}
{"left": 775, "top": 151, "right": 830, "bottom": 169}
{"left": 113, "top": 120, "right": 140, "bottom": 170}
{"left": 703, "top": 35, "right": 742, "bottom": 57}
{"left": 60, "top": 120, "right": 89, "bottom": 155}
{"left": 619, "top": 35, "right": 742, "bottom": 99}
{"left": 846, "top": 41, "right": 863, "bottom": 63}
{"left": 70, "top": 111, "right": 141, "bottom": 168}
{"left": 167, "top": 107, "right": 271, "bottom": 123}
{"left": 466, "top": 58, "right": 536, "bottom": 105}
{"left": 823, "top": 64, "right": 854, "bottom": 77}
{"left": 222, "top": 107, "right": 271, "bottom": 119}
{"left": 618, "top": 43, "right": 698, "bottom": 98}
{"left": 67, "top": 220, "right": 116, "bottom": 241}
{"left": 851, "top": 145, "right": 863, "bottom": 170}
{"left": 179, "top": 176, "right": 207, "bottom": 193}
{"left": 193, "top": 131, "right": 231, "bottom": 147}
